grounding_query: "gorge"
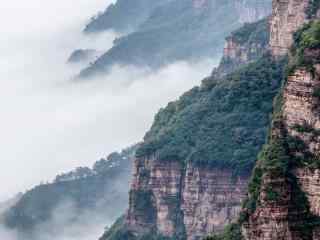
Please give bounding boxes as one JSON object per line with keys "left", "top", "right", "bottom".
{"left": 2, "top": 1, "right": 320, "bottom": 240}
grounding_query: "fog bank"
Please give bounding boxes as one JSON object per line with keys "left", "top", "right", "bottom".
{"left": 0, "top": 0, "right": 218, "bottom": 202}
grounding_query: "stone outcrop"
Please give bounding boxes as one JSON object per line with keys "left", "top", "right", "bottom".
{"left": 212, "top": 18, "right": 270, "bottom": 77}
{"left": 182, "top": 165, "right": 248, "bottom": 240}
{"left": 235, "top": 0, "right": 271, "bottom": 24}
{"left": 126, "top": 156, "right": 249, "bottom": 240}
{"left": 295, "top": 169, "right": 320, "bottom": 216}
{"left": 270, "top": 0, "right": 320, "bottom": 57}
{"left": 243, "top": 32, "right": 320, "bottom": 240}
{"left": 283, "top": 58, "right": 320, "bottom": 153}
{"left": 243, "top": 173, "right": 306, "bottom": 240}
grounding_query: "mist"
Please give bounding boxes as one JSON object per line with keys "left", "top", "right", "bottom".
{"left": 0, "top": 0, "right": 217, "bottom": 217}
{"left": 0, "top": 198, "right": 113, "bottom": 240}
{"left": 0, "top": 0, "right": 221, "bottom": 239}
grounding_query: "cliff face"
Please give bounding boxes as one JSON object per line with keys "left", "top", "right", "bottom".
{"left": 270, "top": 0, "right": 320, "bottom": 57}
{"left": 126, "top": 156, "right": 249, "bottom": 240}
{"left": 182, "top": 165, "right": 248, "bottom": 239}
{"left": 242, "top": 19, "right": 320, "bottom": 240}
{"left": 235, "top": 0, "right": 271, "bottom": 24}
{"left": 119, "top": 51, "right": 284, "bottom": 240}
{"left": 213, "top": 18, "right": 269, "bottom": 77}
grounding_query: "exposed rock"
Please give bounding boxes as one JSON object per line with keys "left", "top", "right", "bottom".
{"left": 213, "top": 18, "right": 270, "bottom": 77}
{"left": 182, "top": 165, "right": 249, "bottom": 240}
{"left": 284, "top": 64, "right": 320, "bottom": 155}
{"left": 295, "top": 169, "right": 320, "bottom": 216}
{"left": 243, "top": 173, "right": 300, "bottom": 240}
{"left": 269, "top": 0, "right": 318, "bottom": 57}
{"left": 126, "top": 156, "right": 249, "bottom": 240}
{"left": 243, "top": 27, "right": 320, "bottom": 240}
{"left": 235, "top": 0, "right": 272, "bottom": 24}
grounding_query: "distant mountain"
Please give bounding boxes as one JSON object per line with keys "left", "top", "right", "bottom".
{"left": 0, "top": 193, "right": 22, "bottom": 216}
{"left": 79, "top": 0, "right": 271, "bottom": 79}
{"left": 67, "top": 49, "right": 100, "bottom": 64}
{"left": 2, "top": 145, "right": 138, "bottom": 239}
{"left": 84, "top": 0, "right": 172, "bottom": 34}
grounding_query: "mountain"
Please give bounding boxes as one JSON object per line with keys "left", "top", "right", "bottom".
{"left": 212, "top": 18, "right": 270, "bottom": 78}
{"left": 240, "top": 2, "right": 320, "bottom": 240}
{"left": 98, "top": 0, "right": 320, "bottom": 239}
{"left": 84, "top": 0, "right": 172, "bottom": 34}
{"left": 0, "top": 194, "right": 22, "bottom": 216}
{"left": 7, "top": 0, "right": 319, "bottom": 239}
{"left": 79, "top": 0, "right": 271, "bottom": 78}
{"left": 67, "top": 49, "right": 100, "bottom": 64}
{"left": 2, "top": 145, "right": 138, "bottom": 239}
{"left": 208, "top": 1, "right": 320, "bottom": 239}
{"left": 97, "top": 8, "right": 288, "bottom": 239}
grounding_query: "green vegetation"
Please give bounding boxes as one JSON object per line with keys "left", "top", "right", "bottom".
{"left": 240, "top": 21, "right": 320, "bottom": 235}
{"left": 214, "top": 17, "right": 270, "bottom": 77}
{"left": 230, "top": 18, "right": 269, "bottom": 46}
{"left": 292, "top": 123, "right": 315, "bottom": 133}
{"left": 84, "top": 0, "right": 170, "bottom": 33}
{"left": 100, "top": 216, "right": 181, "bottom": 240}
{"left": 130, "top": 190, "right": 156, "bottom": 222}
{"left": 80, "top": 0, "right": 272, "bottom": 77}
{"left": 306, "top": 0, "right": 320, "bottom": 19}
{"left": 265, "top": 186, "right": 280, "bottom": 201}
{"left": 313, "top": 87, "right": 320, "bottom": 98}
{"left": 295, "top": 21, "right": 320, "bottom": 51}
{"left": 242, "top": 125, "right": 290, "bottom": 217}
{"left": 99, "top": 216, "right": 135, "bottom": 240}
{"left": 290, "top": 21, "right": 320, "bottom": 73}
{"left": 204, "top": 223, "right": 243, "bottom": 240}
{"left": 137, "top": 55, "right": 286, "bottom": 176}
{"left": 3, "top": 145, "right": 138, "bottom": 235}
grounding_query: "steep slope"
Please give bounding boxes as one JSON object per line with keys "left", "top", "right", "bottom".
{"left": 270, "top": 0, "right": 320, "bottom": 57}
{"left": 67, "top": 49, "right": 100, "bottom": 64}
{"left": 241, "top": 20, "right": 320, "bottom": 240}
{"left": 2, "top": 146, "right": 137, "bottom": 239}
{"left": 99, "top": 50, "right": 285, "bottom": 240}
{"left": 213, "top": 17, "right": 270, "bottom": 78}
{"left": 0, "top": 194, "right": 22, "bottom": 216}
{"left": 79, "top": 0, "right": 271, "bottom": 78}
{"left": 206, "top": 1, "right": 320, "bottom": 240}
{"left": 84, "top": 0, "right": 171, "bottom": 34}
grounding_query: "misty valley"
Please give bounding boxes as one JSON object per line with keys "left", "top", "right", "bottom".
{"left": 1, "top": 0, "right": 320, "bottom": 240}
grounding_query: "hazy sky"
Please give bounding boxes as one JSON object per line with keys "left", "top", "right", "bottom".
{"left": 0, "top": 0, "right": 216, "bottom": 201}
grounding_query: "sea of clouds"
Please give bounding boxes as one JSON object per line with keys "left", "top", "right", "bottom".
{"left": 0, "top": 0, "right": 217, "bottom": 239}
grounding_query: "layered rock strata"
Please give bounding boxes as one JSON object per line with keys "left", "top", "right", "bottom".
{"left": 126, "top": 156, "right": 249, "bottom": 240}
{"left": 270, "top": 0, "right": 320, "bottom": 57}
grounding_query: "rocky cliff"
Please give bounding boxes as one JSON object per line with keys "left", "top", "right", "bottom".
{"left": 213, "top": 18, "right": 269, "bottom": 77}
{"left": 100, "top": 49, "right": 285, "bottom": 240}
{"left": 241, "top": 18, "right": 320, "bottom": 240}
{"left": 235, "top": 0, "right": 271, "bottom": 24}
{"left": 270, "top": 0, "right": 320, "bottom": 57}
{"left": 126, "top": 157, "right": 249, "bottom": 240}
